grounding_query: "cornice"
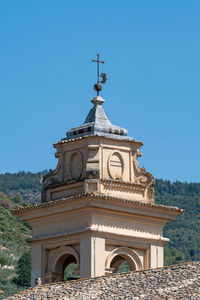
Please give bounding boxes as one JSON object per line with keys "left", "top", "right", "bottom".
{"left": 54, "top": 135, "right": 143, "bottom": 147}
{"left": 14, "top": 192, "right": 183, "bottom": 214}
{"left": 102, "top": 178, "right": 146, "bottom": 189}
{"left": 28, "top": 226, "right": 169, "bottom": 244}
{"left": 42, "top": 178, "right": 150, "bottom": 193}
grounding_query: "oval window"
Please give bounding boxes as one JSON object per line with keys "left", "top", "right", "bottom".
{"left": 70, "top": 152, "right": 82, "bottom": 180}
{"left": 108, "top": 152, "right": 123, "bottom": 179}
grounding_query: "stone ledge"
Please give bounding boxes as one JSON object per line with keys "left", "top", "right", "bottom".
{"left": 14, "top": 192, "right": 183, "bottom": 213}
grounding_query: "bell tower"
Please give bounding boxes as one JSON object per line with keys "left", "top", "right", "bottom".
{"left": 14, "top": 56, "right": 182, "bottom": 286}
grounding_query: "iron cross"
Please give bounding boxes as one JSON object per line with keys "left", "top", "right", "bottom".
{"left": 92, "top": 54, "right": 104, "bottom": 84}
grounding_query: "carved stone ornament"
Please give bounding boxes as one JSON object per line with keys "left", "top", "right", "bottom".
{"left": 69, "top": 151, "right": 83, "bottom": 180}
{"left": 133, "top": 149, "right": 155, "bottom": 187}
{"left": 41, "top": 159, "right": 62, "bottom": 187}
{"left": 108, "top": 151, "right": 124, "bottom": 180}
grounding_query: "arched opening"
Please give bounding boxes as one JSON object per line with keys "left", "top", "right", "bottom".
{"left": 110, "top": 254, "right": 135, "bottom": 273}
{"left": 105, "top": 247, "right": 143, "bottom": 275}
{"left": 55, "top": 253, "right": 80, "bottom": 281}
{"left": 48, "top": 246, "right": 80, "bottom": 282}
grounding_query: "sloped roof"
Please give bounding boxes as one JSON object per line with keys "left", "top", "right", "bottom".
{"left": 6, "top": 262, "right": 200, "bottom": 299}
{"left": 63, "top": 96, "right": 129, "bottom": 140}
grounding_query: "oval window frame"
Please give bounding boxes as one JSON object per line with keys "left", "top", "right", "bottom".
{"left": 69, "top": 151, "right": 83, "bottom": 180}
{"left": 107, "top": 151, "right": 124, "bottom": 180}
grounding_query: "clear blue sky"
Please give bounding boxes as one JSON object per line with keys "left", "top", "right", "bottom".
{"left": 0, "top": 1, "right": 200, "bottom": 182}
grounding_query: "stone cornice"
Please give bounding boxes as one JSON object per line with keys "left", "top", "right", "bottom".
{"left": 42, "top": 179, "right": 84, "bottom": 190}
{"left": 14, "top": 192, "right": 183, "bottom": 214}
{"left": 54, "top": 134, "right": 143, "bottom": 147}
{"left": 28, "top": 227, "right": 169, "bottom": 244}
{"left": 41, "top": 178, "right": 152, "bottom": 193}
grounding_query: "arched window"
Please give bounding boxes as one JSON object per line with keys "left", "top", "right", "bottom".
{"left": 106, "top": 247, "right": 142, "bottom": 274}
{"left": 55, "top": 253, "right": 79, "bottom": 281}
{"left": 48, "top": 246, "right": 80, "bottom": 282}
{"left": 110, "top": 254, "right": 135, "bottom": 273}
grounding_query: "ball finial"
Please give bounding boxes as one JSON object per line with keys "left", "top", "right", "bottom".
{"left": 94, "top": 83, "right": 102, "bottom": 93}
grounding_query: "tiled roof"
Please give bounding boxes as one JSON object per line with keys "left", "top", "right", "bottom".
{"left": 6, "top": 262, "right": 200, "bottom": 299}
{"left": 14, "top": 192, "right": 183, "bottom": 213}
{"left": 62, "top": 96, "right": 130, "bottom": 141}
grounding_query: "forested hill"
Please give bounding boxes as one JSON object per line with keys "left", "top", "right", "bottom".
{"left": 0, "top": 171, "right": 47, "bottom": 204}
{"left": 155, "top": 179, "right": 200, "bottom": 263}
{"left": 0, "top": 172, "right": 200, "bottom": 263}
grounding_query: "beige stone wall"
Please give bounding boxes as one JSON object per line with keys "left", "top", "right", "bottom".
{"left": 42, "top": 136, "right": 154, "bottom": 203}
{"left": 15, "top": 193, "right": 182, "bottom": 285}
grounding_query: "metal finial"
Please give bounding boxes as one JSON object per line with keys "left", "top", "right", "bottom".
{"left": 92, "top": 54, "right": 107, "bottom": 95}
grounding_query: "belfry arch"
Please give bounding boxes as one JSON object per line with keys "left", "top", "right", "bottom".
{"left": 46, "top": 246, "right": 80, "bottom": 283}
{"left": 106, "top": 247, "right": 142, "bottom": 273}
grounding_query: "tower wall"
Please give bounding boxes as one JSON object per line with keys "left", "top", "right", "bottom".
{"left": 14, "top": 95, "right": 183, "bottom": 286}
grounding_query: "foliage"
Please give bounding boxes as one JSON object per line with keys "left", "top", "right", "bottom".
{"left": 0, "top": 206, "right": 30, "bottom": 244}
{"left": 13, "top": 193, "right": 24, "bottom": 206}
{"left": 0, "top": 171, "right": 47, "bottom": 204}
{"left": 0, "top": 255, "right": 9, "bottom": 266}
{"left": 12, "top": 252, "right": 31, "bottom": 287}
{"left": 117, "top": 261, "right": 130, "bottom": 273}
{"left": 64, "top": 263, "right": 79, "bottom": 280}
{"left": 0, "top": 191, "right": 31, "bottom": 298}
{"left": 155, "top": 179, "right": 200, "bottom": 263}
{"left": 164, "top": 247, "right": 185, "bottom": 266}
{"left": 0, "top": 268, "right": 24, "bottom": 300}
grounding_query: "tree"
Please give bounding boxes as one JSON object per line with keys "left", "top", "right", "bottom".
{"left": 164, "top": 247, "right": 185, "bottom": 266}
{"left": 12, "top": 252, "right": 31, "bottom": 287}
{"left": 0, "top": 256, "right": 9, "bottom": 267}
{"left": 13, "top": 193, "right": 23, "bottom": 206}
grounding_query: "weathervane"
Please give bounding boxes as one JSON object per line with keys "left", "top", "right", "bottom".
{"left": 92, "top": 54, "right": 107, "bottom": 95}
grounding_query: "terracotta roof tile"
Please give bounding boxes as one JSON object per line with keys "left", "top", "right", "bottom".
{"left": 6, "top": 262, "right": 200, "bottom": 299}
{"left": 14, "top": 192, "right": 183, "bottom": 213}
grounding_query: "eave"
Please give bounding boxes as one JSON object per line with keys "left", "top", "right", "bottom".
{"left": 14, "top": 192, "right": 183, "bottom": 221}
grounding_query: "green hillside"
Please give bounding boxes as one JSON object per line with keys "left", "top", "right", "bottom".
{"left": 0, "top": 171, "right": 47, "bottom": 204}
{"left": 0, "top": 192, "right": 31, "bottom": 299}
{"left": 0, "top": 172, "right": 200, "bottom": 298}
{"left": 155, "top": 179, "right": 200, "bottom": 263}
